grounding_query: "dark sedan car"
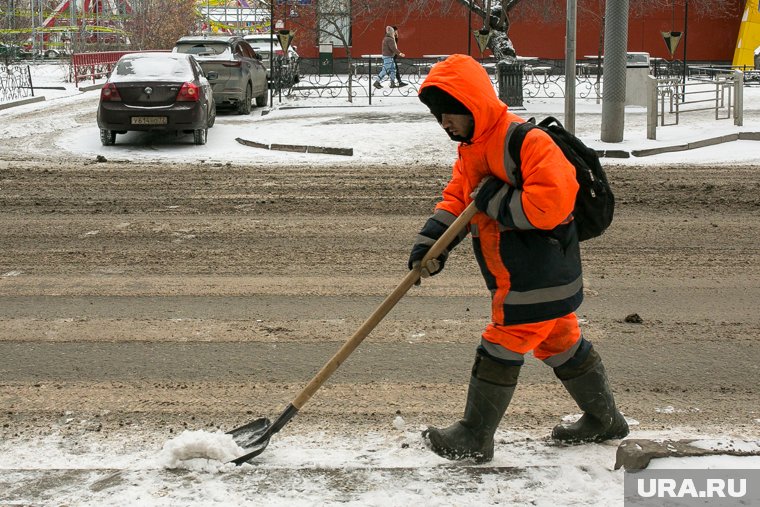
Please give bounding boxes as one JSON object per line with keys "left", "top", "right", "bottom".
{"left": 97, "top": 52, "right": 216, "bottom": 146}
{"left": 173, "top": 35, "right": 268, "bottom": 114}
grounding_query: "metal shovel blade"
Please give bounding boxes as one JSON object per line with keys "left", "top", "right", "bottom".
{"left": 228, "top": 417, "right": 271, "bottom": 464}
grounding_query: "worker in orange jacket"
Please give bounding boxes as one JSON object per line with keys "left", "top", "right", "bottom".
{"left": 409, "top": 54, "right": 628, "bottom": 463}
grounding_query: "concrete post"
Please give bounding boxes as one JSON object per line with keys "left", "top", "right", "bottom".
{"left": 647, "top": 76, "right": 657, "bottom": 140}
{"left": 564, "top": 0, "right": 577, "bottom": 134}
{"left": 600, "top": 0, "right": 629, "bottom": 142}
{"left": 734, "top": 70, "right": 744, "bottom": 127}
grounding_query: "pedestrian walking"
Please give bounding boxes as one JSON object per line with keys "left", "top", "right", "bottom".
{"left": 373, "top": 26, "right": 405, "bottom": 89}
{"left": 410, "top": 54, "right": 629, "bottom": 463}
{"left": 392, "top": 26, "right": 408, "bottom": 88}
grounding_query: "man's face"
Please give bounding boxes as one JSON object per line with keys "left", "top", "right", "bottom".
{"left": 440, "top": 113, "right": 474, "bottom": 140}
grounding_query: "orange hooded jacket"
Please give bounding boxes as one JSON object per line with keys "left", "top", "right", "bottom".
{"left": 419, "top": 55, "right": 583, "bottom": 325}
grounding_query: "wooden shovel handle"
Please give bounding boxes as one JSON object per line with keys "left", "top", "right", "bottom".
{"left": 291, "top": 201, "right": 479, "bottom": 410}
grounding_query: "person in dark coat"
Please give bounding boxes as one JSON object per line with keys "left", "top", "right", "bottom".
{"left": 373, "top": 26, "right": 405, "bottom": 89}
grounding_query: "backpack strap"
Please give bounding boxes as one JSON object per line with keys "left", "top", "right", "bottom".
{"left": 538, "top": 116, "right": 564, "bottom": 129}
{"left": 506, "top": 119, "right": 536, "bottom": 189}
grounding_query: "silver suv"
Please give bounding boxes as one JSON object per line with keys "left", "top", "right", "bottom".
{"left": 174, "top": 35, "right": 268, "bottom": 114}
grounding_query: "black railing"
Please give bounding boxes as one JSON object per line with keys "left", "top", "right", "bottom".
{"left": 0, "top": 64, "right": 33, "bottom": 103}
{"left": 290, "top": 57, "right": 606, "bottom": 102}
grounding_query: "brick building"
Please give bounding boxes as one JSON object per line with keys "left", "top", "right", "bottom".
{"left": 271, "top": 1, "right": 743, "bottom": 63}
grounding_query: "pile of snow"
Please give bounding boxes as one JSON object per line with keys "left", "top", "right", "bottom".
{"left": 156, "top": 430, "right": 246, "bottom": 472}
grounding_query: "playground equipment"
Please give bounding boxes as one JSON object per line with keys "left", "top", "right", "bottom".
{"left": 1, "top": 0, "right": 132, "bottom": 55}
{"left": 733, "top": 0, "right": 760, "bottom": 68}
{"left": 0, "top": 0, "right": 271, "bottom": 56}
{"left": 199, "top": 0, "right": 271, "bottom": 35}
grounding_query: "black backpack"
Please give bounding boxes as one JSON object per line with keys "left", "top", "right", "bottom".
{"left": 508, "top": 116, "right": 614, "bottom": 242}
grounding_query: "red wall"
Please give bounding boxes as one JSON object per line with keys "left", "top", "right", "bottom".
{"left": 507, "top": 3, "right": 742, "bottom": 61}
{"left": 294, "top": 2, "right": 741, "bottom": 63}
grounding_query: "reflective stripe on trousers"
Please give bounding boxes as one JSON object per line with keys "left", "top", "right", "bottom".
{"left": 481, "top": 312, "right": 582, "bottom": 363}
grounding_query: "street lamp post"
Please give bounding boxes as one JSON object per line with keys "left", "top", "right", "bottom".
{"left": 682, "top": 0, "right": 689, "bottom": 97}
{"left": 467, "top": 2, "right": 472, "bottom": 56}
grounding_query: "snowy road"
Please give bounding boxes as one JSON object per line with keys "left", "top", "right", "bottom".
{"left": 1, "top": 77, "right": 759, "bottom": 505}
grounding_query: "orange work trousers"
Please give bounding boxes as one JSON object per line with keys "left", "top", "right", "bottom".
{"left": 482, "top": 312, "right": 581, "bottom": 361}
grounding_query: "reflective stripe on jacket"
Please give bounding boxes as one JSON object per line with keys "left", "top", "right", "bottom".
{"left": 419, "top": 55, "right": 582, "bottom": 325}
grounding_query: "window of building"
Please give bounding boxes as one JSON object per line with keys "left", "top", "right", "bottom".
{"left": 318, "top": 0, "right": 351, "bottom": 46}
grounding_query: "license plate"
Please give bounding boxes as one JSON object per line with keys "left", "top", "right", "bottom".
{"left": 131, "top": 116, "right": 167, "bottom": 125}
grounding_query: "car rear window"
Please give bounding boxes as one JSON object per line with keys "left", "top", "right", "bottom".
{"left": 174, "top": 43, "right": 231, "bottom": 57}
{"left": 112, "top": 55, "right": 194, "bottom": 82}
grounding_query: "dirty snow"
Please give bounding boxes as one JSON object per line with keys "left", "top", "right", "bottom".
{"left": 1, "top": 63, "right": 760, "bottom": 506}
{"left": 156, "top": 429, "right": 246, "bottom": 471}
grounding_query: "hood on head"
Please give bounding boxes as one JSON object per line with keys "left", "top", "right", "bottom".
{"left": 418, "top": 54, "right": 507, "bottom": 143}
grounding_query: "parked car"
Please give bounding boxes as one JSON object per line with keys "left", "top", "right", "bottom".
{"left": 0, "top": 43, "right": 31, "bottom": 61}
{"left": 97, "top": 52, "right": 216, "bottom": 146}
{"left": 173, "top": 35, "right": 268, "bottom": 114}
{"left": 243, "top": 33, "right": 300, "bottom": 86}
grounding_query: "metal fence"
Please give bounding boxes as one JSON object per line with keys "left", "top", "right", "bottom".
{"left": 270, "top": 56, "right": 611, "bottom": 104}
{"left": 0, "top": 64, "right": 33, "bottom": 103}
{"left": 71, "top": 50, "right": 166, "bottom": 84}
{"left": 646, "top": 69, "right": 743, "bottom": 140}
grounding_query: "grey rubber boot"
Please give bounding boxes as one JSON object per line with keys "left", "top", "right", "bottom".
{"left": 552, "top": 347, "right": 629, "bottom": 443}
{"left": 423, "top": 352, "right": 520, "bottom": 463}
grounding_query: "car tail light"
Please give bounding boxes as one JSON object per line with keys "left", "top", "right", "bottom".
{"left": 222, "top": 61, "right": 242, "bottom": 67}
{"left": 100, "top": 83, "right": 121, "bottom": 102}
{"left": 275, "top": 50, "right": 284, "bottom": 56}
{"left": 177, "top": 82, "right": 200, "bottom": 102}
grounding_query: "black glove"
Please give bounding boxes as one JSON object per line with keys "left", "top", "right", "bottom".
{"left": 408, "top": 211, "right": 461, "bottom": 284}
{"left": 472, "top": 176, "right": 513, "bottom": 225}
{"left": 408, "top": 221, "right": 449, "bottom": 278}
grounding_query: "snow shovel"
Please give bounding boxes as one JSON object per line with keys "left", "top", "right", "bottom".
{"left": 227, "top": 201, "right": 479, "bottom": 465}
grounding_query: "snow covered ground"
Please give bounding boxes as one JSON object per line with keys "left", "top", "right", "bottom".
{"left": 2, "top": 63, "right": 760, "bottom": 506}
{"left": 6, "top": 62, "right": 760, "bottom": 168}
{"left": 4, "top": 421, "right": 760, "bottom": 507}
{"left": 2, "top": 424, "right": 759, "bottom": 506}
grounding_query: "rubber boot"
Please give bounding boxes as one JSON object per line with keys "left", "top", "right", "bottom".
{"left": 423, "top": 352, "right": 520, "bottom": 463}
{"left": 552, "top": 346, "right": 629, "bottom": 443}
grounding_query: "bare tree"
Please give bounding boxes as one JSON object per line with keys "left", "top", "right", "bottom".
{"left": 1, "top": 2, "right": 33, "bottom": 65}
{"left": 277, "top": 0, "right": 462, "bottom": 100}
{"left": 124, "top": 0, "right": 200, "bottom": 50}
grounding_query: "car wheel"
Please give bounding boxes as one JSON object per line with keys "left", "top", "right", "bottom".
{"left": 193, "top": 128, "right": 207, "bottom": 145}
{"left": 255, "top": 88, "right": 268, "bottom": 107}
{"left": 237, "top": 83, "right": 252, "bottom": 115}
{"left": 100, "top": 129, "right": 116, "bottom": 146}
{"left": 208, "top": 103, "right": 216, "bottom": 128}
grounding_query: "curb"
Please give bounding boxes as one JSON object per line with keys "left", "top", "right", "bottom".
{"left": 78, "top": 83, "right": 104, "bottom": 92}
{"left": 615, "top": 439, "right": 760, "bottom": 470}
{"left": 0, "top": 95, "right": 46, "bottom": 111}
{"left": 596, "top": 149, "right": 630, "bottom": 159}
{"left": 236, "top": 137, "right": 353, "bottom": 156}
{"left": 593, "top": 131, "right": 760, "bottom": 158}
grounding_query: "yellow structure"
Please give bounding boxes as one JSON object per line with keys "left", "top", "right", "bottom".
{"left": 733, "top": 0, "right": 760, "bottom": 67}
